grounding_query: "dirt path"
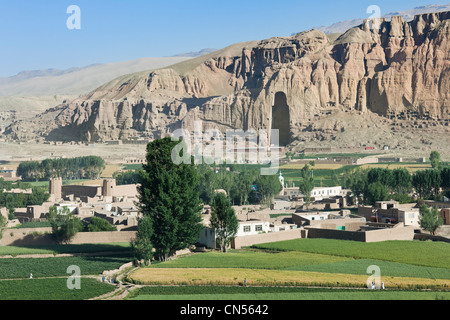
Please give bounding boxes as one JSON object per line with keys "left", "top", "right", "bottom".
{"left": 90, "top": 266, "right": 141, "bottom": 300}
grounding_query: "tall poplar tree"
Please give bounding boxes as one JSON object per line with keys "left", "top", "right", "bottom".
{"left": 299, "top": 164, "right": 315, "bottom": 209}
{"left": 137, "top": 137, "right": 203, "bottom": 261}
{"left": 210, "top": 192, "right": 239, "bottom": 253}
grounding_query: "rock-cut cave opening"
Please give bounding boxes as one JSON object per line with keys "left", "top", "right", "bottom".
{"left": 271, "top": 92, "right": 291, "bottom": 146}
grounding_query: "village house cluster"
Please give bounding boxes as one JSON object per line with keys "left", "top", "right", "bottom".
{"left": 198, "top": 172, "right": 450, "bottom": 250}
{"left": 6, "top": 178, "right": 140, "bottom": 231}
{"left": 1, "top": 168, "right": 449, "bottom": 249}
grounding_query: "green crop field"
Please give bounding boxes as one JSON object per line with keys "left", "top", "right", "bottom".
{"left": 0, "top": 278, "right": 115, "bottom": 300}
{"left": 10, "top": 221, "right": 53, "bottom": 229}
{"left": 148, "top": 249, "right": 450, "bottom": 280}
{"left": 128, "top": 238, "right": 450, "bottom": 300}
{"left": 0, "top": 242, "right": 133, "bottom": 300}
{"left": 150, "top": 250, "right": 349, "bottom": 270}
{"left": 0, "top": 242, "right": 132, "bottom": 256}
{"left": 123, "top": 164, "right": 143, "bottom": 171}
{"left": 2, "top": 238, "right": 449, "bottom": 300}
{"left": 252, "top": 239, "right": 450, "bottom": 269}
{"left": 0, "top": 254, "right": 133, "bottom": 279}
{"left": 126, "top": 286, "right": 450, "bottom": 301}
{"left": 280, "top": 165, "right": 354, "bottom": 188}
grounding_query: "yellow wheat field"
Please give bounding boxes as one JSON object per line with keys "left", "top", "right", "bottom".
{"left": 360, "top": 164, "right": 432, "bottom": 173}
{"left": 129, "top": 268, "right": 450, "bottom": 289}
{"left": 69, "top": 179, "right": 104, "bottom": 186}
{"left": 101, "top": 164, "right": 122, "bottom": 178}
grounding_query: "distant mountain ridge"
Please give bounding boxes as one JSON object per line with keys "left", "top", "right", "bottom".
{"left": 171, "top": 48, "right": 218, "bottom": 57}
{"left": 0, "top": 49, "right": 218, "bottom": 98}
{"left": 0, "top": 57, "right": 191, "bottom": 97}
{"left": 0, "top": 65, "right": 101, "bottom": 83}
{"left": 313, "top": 3, "right": 450, "bottom": 34}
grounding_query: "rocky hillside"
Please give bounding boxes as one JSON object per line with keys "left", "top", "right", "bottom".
{"left": 3, "top": 11, "right": 450, "bottom": 154}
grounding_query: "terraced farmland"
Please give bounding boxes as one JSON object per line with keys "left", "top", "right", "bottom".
{"left": 127, "top": 238, "right": 450, "bottom": 299}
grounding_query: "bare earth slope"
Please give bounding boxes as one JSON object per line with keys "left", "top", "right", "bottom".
{"left": 3, "top": 11, "right": 450, "bottom": 158}
{"left": 0, "top": 57, "right": 191, "bottom": 131}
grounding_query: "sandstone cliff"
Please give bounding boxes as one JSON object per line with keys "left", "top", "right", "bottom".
{"left": 4, "top": 11, "right": 450, "bottom": 149}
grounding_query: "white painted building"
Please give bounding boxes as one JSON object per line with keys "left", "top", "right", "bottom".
{"left": 310, "top": 187, "right": 343, "bottom": 200}
{"left": 55, "top": 203, "right": 79, "bottom": 214}
{"left": 295, "top": 212, "right": 330, "bottom": 222}
{"left": 397, "top": 209, "right": 421, "bottom": 227}
{"left": 198, "top": 220, "right": 272, "bottom": 249}
{"left": 281, "top": 186, "right": 344, "bottom": 200}
{"left": 271, "top": 224, "right": 298, "bottom": 232}
{"left": 237, "top": 220, "right": 271, "bottom": 237}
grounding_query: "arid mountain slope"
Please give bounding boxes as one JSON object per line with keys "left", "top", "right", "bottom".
{"left": 3, "top": 11, "right": 450, "bottom": 154}
{"left": 0, "top": 57, "right": 192, "bottom": 131}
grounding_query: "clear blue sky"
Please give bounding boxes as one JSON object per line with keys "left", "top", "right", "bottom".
{"left": 0, "top": 0, "right": 448, "bottom": 76}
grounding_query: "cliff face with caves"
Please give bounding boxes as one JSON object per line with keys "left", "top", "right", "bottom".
{"left": 5, "top": 11, "right": 450, "bottom": 147}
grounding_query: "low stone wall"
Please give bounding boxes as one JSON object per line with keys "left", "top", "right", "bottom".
{"left": 414, "top": 233, "right": 450, "bottom": 243}
{"left": 1, "top": 227, "right": 136, "bottom": 246}
{"left": 306, "top": 227, "right": 366, "bottom": 242}
{"left": 232, "top": 228, "right": 305, "bottom": 249}
{"left": 70, "top": 231, "right": 137, "bottom": 244}
{"left": 378, "top": 157, "right": 402, "bottom": 163}
{"left": 1, "top": 227, "right": 54, "bottom": 246}
{"left": 355, "top": 157, "right": 379, "bottom": 165}
{"left": 306, "top": 224, "right": 415, "bottom": 243}
{"left": 438, "top": 226, "right": 450, "bottom": 237}
{"left": 311, "top": 219, "right": 366, "bottom": 231}
{"left": 365, "top": 225, "right": 415, "bottom": 242}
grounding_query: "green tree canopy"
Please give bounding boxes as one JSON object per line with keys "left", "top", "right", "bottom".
{"left": 419, "top": 205, "right": 443, "bottom": 236}
{"left": 17, "top": 156, "right": 105, "bottom": 182}
{"left": 196, "top": 164, "right": 218, "bottom": 205}
{"left": 137, "top": 137, "right": 203, "bottom": 261}
{"left": 367, "top": 168, "right": 394, "bottom": 187}
{"left": 113, "top": 170, "right": 142, "bottom": 185}
{"left": 441, "top": 168, "right": 450, "bottom": 190}
{"left": 391, "top": 168, "right": 412, "bottom": 195}
{"left": 46, "top": 206, "right": 84, "bottom": 244}
{"left": 210, "top": 192, "right": 239, "bottom": 253}
{"left": 255, "top": 174, "right": 283, "bottom": 207}
{"left": 131, "top": 216, "right": 154, "bottom": 266}
{"left": 85, "top": 217, "right": 117, "bottom": 232}
{"left": 0, "top": 188, "right": 49, "bottom": 211}
{"left": 429, "top": 151, "right": 442, "bottom": 170}
{"left": 231, "top": 169, "right": 257, "bottom": 206}
{"left": 366, "top": 182, "right": 391, "bottom": 206}
{"left": 0, "top": 215, "right": 7, "bottom": 240}
{"left": 298, "top": 164, "right": 315, "bottom": 209}
{"left": 412, "top": 170, "right": 441, "bottom": 200}
{"left": 345, "top": 168, "right": 369, "bottom": 204}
